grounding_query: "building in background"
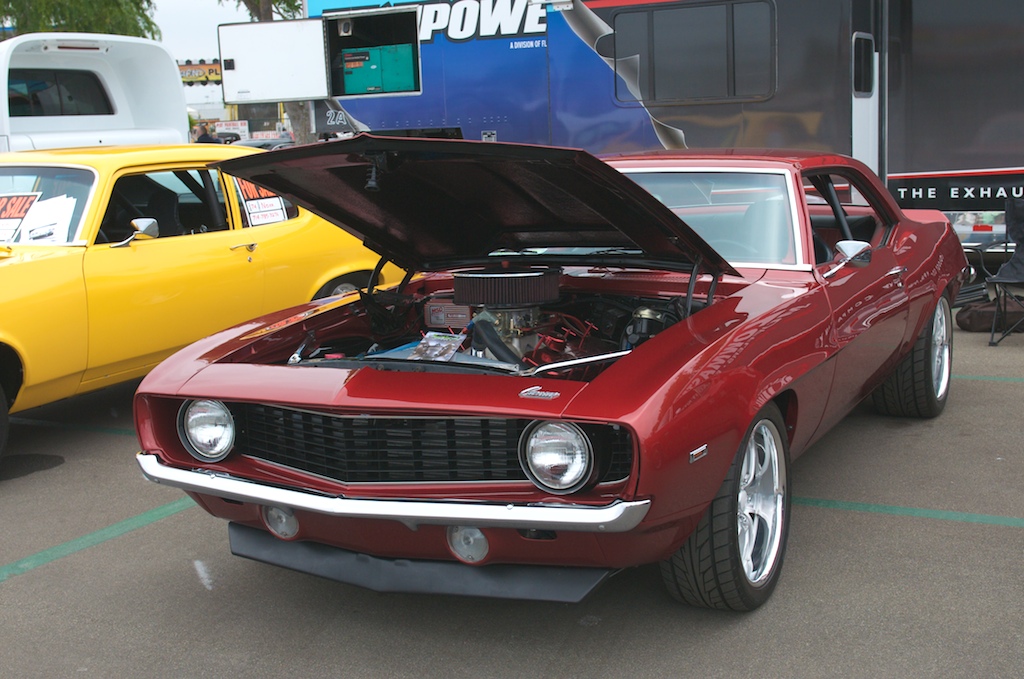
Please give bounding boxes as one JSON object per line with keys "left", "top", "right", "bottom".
{"left": 178, "top": 57, "right": 288, "bottom": 138}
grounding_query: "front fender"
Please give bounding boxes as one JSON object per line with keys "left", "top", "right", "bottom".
{"left": 565, "top": 279, "right": 833, "bottom": 529}
{"left": 0, "top": 247, "right": 88, "bottom": 412}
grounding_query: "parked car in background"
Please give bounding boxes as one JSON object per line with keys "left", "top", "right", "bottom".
{"left": 215, "top": 131, "right": 242, "bottom": 144}
{"left": 951, "top": 210, "right": 1006, "bottom": 250}
{"left": 950, "top": 210, "right": 1015, "bottom": 286}
{"left": 233, "top": 137, "right": 294, "bottom": 151}
{"left": 135, "top": 136, "right": 967, "bottom": 610}
{"left": 0, "top": 143, "right": 401, "bottom": 456}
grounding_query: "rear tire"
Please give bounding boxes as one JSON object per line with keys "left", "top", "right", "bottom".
{"left": 872, "top": 295, "right": 952, "bottom": 418}
{"left": 660, "top": 403, "right": 791, "bottom": 611}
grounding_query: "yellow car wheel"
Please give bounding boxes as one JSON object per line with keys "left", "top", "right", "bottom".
{"left": 313, "top": 272, "right": 374, "bottom": 300}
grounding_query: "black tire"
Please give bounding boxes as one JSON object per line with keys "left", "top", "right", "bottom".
{"left": 313, "top": 272, "right": 373, "bottom": 300}
{"left": 660, "top": 403, "right": 791, "bottom": 611}
{"left": 871, "top": 295, "right": 952, "bottom": 418}
{"left": 0, "top": 383, "right": 9, "bottom": 458}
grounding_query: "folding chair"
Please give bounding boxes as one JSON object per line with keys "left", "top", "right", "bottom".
{"left": 987, "top": 198, "right": 1024, "bottom": 346}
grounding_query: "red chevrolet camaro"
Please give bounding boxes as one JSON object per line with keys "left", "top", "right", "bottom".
{"left": 134, "top": 135, "right": 967, "bottom": 610}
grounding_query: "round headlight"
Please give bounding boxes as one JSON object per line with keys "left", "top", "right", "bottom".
{"left": 519, "top": 421, "right": 594, "bottom": 494}
{"left": 179, "top": 399, "right": 235, "bottom": 462}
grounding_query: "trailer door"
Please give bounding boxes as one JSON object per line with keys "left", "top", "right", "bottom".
{"left": 851, "top": 31, "right": 880, "bottom": 173}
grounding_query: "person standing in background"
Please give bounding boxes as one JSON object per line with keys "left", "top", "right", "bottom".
{"left": 195, "top": 124, "right": 217, "bottom": 143}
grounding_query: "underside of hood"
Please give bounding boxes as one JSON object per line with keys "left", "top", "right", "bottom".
{"left": 215, "top": 134, "right": 735, "bottom": 275}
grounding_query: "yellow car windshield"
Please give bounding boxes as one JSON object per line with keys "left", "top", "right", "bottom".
{"left": 0, "top": 166, "right": 94, "bottom": 245}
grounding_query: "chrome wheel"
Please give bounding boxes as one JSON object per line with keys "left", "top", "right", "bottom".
{"left": 871, "top": 294, "right": 952, "bottom": 418}
{"left": 736, "top": 418, "right": 786, "bottom": 585}
{"left": 661, "top": 403, "right": 791, "bottom": 610}
{"left": 931, "top": 296, "right": 951, "bottom": 401}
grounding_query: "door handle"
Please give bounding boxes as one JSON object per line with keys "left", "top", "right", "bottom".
{"left": 231, "top": 243, "right": 257, "bottom": 252}
{"left": 886, "top": 266, "right": 907, "bottom": 288}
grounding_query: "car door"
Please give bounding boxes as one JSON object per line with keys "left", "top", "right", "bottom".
{"left": 228, "top": 176, "right": 393, "bottom": 308}
{"left": 80, "top": 164, "right": 265, "bottom": 390}
{"left": 809, "top": 170, "right": 909, "bottom": 433}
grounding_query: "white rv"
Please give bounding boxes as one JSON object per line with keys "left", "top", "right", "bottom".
{"left": 0, "top": 32, "right": 189, "bottom": 151}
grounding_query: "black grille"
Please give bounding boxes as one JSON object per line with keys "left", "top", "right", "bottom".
{"left": 230, "top": 403, "right": 633, "bottom": 484}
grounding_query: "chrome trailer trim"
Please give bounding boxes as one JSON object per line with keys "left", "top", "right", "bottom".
{"left": 137, "top": 453, "right": 650, "bottom": 532}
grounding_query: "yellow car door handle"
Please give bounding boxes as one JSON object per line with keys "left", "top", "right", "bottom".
{"left": 231, "top": 243, "right": 257, "bottom": 252}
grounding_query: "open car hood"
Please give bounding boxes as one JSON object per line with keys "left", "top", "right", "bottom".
{"left": 215, "top": 134, "right": 736, "bottom": 276}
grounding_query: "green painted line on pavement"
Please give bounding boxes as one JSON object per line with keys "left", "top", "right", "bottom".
{"left": 3, "top": 492, "right": 1021, "bottom": 586}
{"left": 794, "top": 496, "right": 1024, "bottom": 528}
{"left": 0, "top": 496, "right": 195, "bottom": 584}
{"left": 951, "top": 374, "right": 1024, "bottom": 383}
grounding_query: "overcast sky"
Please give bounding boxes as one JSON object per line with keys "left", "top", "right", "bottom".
{"left": 152, "top": 0, "right": 253, "bottom": 63}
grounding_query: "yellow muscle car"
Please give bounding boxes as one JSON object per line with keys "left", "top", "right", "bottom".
{"left": 0, "top": 144, "right": 397, "bottom": 456}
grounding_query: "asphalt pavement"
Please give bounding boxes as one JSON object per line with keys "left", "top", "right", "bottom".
{"left": 1, "top": 325, "right": 1021, "bottom": 678}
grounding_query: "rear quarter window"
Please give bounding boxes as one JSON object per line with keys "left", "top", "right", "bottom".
{"left": 8, "top": 68, "right": 114, "bottom": 116}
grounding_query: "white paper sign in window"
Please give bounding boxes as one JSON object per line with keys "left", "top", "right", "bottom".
{"left": 237, "top": 178, "right": 287, "bottom": 226}
{"left": 19, "top": 194, "right": 78, "bottom": 243}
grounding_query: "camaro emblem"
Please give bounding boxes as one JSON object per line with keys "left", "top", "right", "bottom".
{"left": 519, "top": 386, "right": 561, "bottom": 400}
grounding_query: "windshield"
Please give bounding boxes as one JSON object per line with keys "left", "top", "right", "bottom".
{"left": 0, "top": 167, "right": 94, "bottom": 244}
{"left": 627, "top": 171, "right": 796, "bottom": 265}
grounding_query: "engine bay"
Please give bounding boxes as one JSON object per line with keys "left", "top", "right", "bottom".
{"left": 288, "top": 266, "right": 714, "bottom": 381}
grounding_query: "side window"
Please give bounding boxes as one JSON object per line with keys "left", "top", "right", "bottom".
{"left": 613, "top": 0, "right": 775, "bottom": 104}
{"left": 233, "top": 178, "right": 299, "bottom": 228}
{"left": 803, "top": 171, "right": 892, "bottom": 265}
{"left": 99, "top": 168, "right": 228, "bottom": 242}
{"left": 8, "top": 68, "right": 114, "bottom": 116}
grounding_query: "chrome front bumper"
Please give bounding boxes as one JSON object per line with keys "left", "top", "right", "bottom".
{"left": 136, "top": 453, "right": 651, "bottom": 533}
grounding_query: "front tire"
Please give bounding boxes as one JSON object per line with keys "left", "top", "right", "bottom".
{"left": 0, "top": 383, "right": 9, "bottom": 458}
{"left": 872, "top": 295, "right": 952, "bottom": 418}
{"left": 660, "top": 403, "right": 791, "bottom": 611}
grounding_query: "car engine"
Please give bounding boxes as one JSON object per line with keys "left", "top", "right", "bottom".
{"left": 293, "top": 266, "right": 706, "bottom": 381}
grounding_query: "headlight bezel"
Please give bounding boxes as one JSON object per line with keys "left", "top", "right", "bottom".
{"left": 177, "top": 399, "right": 235, "bottom": 463}
{"left": 518, "top": 420, "right": 598, "bottom": 495}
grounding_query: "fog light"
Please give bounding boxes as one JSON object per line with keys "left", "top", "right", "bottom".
{"left": 262, "top": 505, "right": 299, "bottom": 540}
{"left": 446, "top": 526, "right": 489, "bottom": 564}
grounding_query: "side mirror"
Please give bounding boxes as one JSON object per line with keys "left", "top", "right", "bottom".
{"left": 835, "top": 240, "right": 871, "bottom": 261}
{"left": 823, "top": 240, "right": 871, "bottom": 279}
{"left": 131, "top": 217, "right": 159, "bottom": 240}
{"left": 111, "top": 218, "right": 159, "bottom": 248}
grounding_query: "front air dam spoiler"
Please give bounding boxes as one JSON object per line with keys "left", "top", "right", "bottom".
{"left": 229, "top": 523, "right": 616, "bottom": 603}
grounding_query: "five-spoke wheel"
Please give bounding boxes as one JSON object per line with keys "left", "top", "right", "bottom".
{"left": 661, "top": 402, "right": 791, "bottom": 611}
